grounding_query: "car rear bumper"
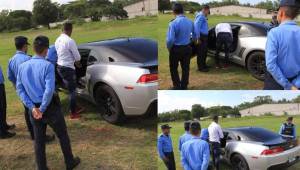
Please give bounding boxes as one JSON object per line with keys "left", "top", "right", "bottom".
{"left": 267, "top": 156, "right": 300, "bottom": 170}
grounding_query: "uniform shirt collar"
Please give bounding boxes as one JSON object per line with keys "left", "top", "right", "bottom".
{"left": 16, "top": 50, "right": 26, "bottom": 55}
{"left": 176, "top": 14, "right": 185, "bottom": 18}
{"left": 192, "top": 136, "right": 201, "bottom": 139}
{"left": 280, "top": 20, "right": 297, "bottom": 26}
{"left": 32, "top": 55, "right": 46, "bottom": 59}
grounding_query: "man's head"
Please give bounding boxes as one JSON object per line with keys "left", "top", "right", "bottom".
{"left": 15, "top": 36, "right": 30, "bottom": 53}
{"left": 172, "top": 3, "right": 184, "bottom": 15}
{"left": 190, "top": 121, "right": 201, "bottom": 136}
{"left": 161, "top": 124, "right": 171, "bottom": 135}
{"left": 63, "top": 22, "right": 73, "bottom": 36}
{"left": 287, "top": 117, "right": 294, "bottom": 124}
{"left": 202, "top": 5, "right": 210, "bottom": 16}
{"left": 213, "top": 115, "right": 219, "bottom": 123}
{"left": 33, "top": 36, "right": 49, "bottom": 57}
{"left": 184, "top": 121, "right": 191, "bottom": 132}
{"left": 277, "top": 0, "right": 300, "bottom": 23}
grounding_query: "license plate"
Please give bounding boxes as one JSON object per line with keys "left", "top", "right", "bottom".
{"left": 289, "top": 157, "right": 296, "bottom": 163}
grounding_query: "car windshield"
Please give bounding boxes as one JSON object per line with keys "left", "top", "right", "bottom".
{"left": 236, "top": 127, "right": 280, "bottom": 142}
{"left": 109, "top": 39, "right": 158, "bottom": 64}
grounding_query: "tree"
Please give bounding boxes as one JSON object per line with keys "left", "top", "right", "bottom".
{"left": 158, "top": 0, "right": 171, "bottom": 13}
{"left": 191, "top": 104, "right": 207, "bottom": 119}
{"left": 8, "top": 10, "right": 32, "bottom": 30}
{"left": 32, "top": 0, "right": 59, "bottom": 29}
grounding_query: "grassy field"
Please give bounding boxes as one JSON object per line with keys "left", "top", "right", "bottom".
{"left": 0, "top": 16, "right": 157, "bottom": 170}
{"left": 158, "top": 116, "right": 300, "bottom": 170}
{"left": 158, "top": 14, "right": 270, "bottom": 90}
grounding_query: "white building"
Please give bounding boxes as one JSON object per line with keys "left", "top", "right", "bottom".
{"left": 239, "top": 103, "right": 300, "bottom": 117}
{"left": 124, "top": 0, "right": 158, "bottom": 19}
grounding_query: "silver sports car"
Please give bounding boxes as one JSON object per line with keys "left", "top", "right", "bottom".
{"left": 221, "top": 127, "right": 300, "bottom": 170}
{"left": 208, "top": 22, "right": 272, "bottom": 80}
{"left": 63, "top": 38, "right": 158, "bottom": 124}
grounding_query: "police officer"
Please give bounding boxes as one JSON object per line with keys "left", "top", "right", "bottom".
{"left": 47, "top": 45, "right": 64, "bottom": 89}
{"left": 270, "top": 12, "right": 279, "bottom": 27}
{"left": 179, "top": 121, "right": 192, "bottom": 151}
{"left": 264, "top": 0, "right": 300, "bottom": 90}
{"left": 279, "top": 117, "right": 296, "bottom": 139}
{"left": 215, "top": 23, "right": 233, "bottom": 69}
{"left": 8, "top": 36, "right": 55, "bottom": 142}
{"left": 0, "top": 65, "right": 16, "bottom": 139}
{"left": 167, "top": 3, "right": 194, "bottom": 90}
{"left": 16, "top": 36, "right": 80, "bottom": 170}
{"left": 158, "top": 124, "right": 176, "bottom": 170}
{"left": 200, "top": 128, "right": 209, "bottom": 142}
{"left": 194, "top": 5, "right": 210, "bottom": 72}
{"left": 181, "top": 121, "right": 210, "bottom": 170}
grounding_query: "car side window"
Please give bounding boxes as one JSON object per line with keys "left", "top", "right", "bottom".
{"left": 87, "top": 50, "right": 99, "bottom": 65}
{"left": 239, "top": 26, "right": 251, "bottom": 37}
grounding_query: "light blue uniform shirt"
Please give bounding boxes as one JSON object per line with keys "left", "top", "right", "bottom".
{"left": 194, "top": 12, "right": 209, "bottom": 39}
{"left": 0, "top": 66, "right": 4, "bottom": 84}
{"left": 200, "top": 128, "right": 209, "bottom": 141}
{"left": 179, "top": 132, "right": 193, "bottom": 151}
{"left": 47, "top": 45, "right": 58, "bottom": 65}
{"left": 166, "top": 15, "right": 194, "bottom": 50}
{"left": 181, "top": 136, "right": 210, "bottom": 170}
{"left": 266, "top": 20, "right": 300, "bottom": 89}
{"left": 7, "top": 51, "right": 31, "bottom": 85}
{"left": 157, "top": 134, "right": 173, "bottom": 159}
{"left": 279, "top": 123, "right": 296, "bottom": 139}
{"left": 16, "top": 56, "right": 55, "bottom": 113}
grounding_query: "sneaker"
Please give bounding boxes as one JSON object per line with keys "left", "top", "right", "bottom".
{"left": 0, "top": 131, "right": 16, "bottom": 139}
{"left": 45, "top": 134, "right": 55, "bottom": 143}
{"left": 223, "top": 64, "right": 230, "bottom": 69}
{"left": 70, "top": 113, "right": 81, "bottom": 120}
{"left": 67, "top": 157, "right": 81, "bottom": 170}
{"left": 5, "top": 124, "right": 16, "bottom": 130}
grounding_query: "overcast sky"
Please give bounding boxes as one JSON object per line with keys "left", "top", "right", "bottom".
{"left": 1, "top": 0, "right": 274, "bottom": 11}
{"left": 158, "top": 91, "right": 300, "bottom": 113}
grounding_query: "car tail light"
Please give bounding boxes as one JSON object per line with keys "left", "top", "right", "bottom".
{"left": 137, "top": 74, "right": 158, "bottom": 83}
{"left": 261, "top": 147, "right": 284, "bottom": 155}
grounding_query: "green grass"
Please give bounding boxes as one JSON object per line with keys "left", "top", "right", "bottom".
{"left": 158, "top": 116, "right": 300, "bottom": 170}
{"left": 158, "top": 14, "right": 271, "bottom": 90}
{"left": 0, "top": 16, "right": 157, "bottom": 170}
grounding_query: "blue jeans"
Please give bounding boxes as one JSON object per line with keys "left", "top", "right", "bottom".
{"left": 57, "top": 66, "right": 77, "bottom": 113}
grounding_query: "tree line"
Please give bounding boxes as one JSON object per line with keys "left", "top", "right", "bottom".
{"left": 158, "top": 0, "right": 281, "bottom": 14}
{"left": 158, "top": 95, "right": 300, "bottom": 123}
{"left": 0, "top": 0, "right": 135, "bottom": 32}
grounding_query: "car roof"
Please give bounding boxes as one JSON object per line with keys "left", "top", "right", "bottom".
{"left": 78, "top": 37, "right": 154, "bottom": 48}
{"left": 224, "top": 126, "right": 265, "bottom": 132}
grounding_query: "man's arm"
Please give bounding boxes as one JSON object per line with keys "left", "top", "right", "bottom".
{"left": 69, "top": 39, "right": 81, "bottom": 62}
{"left": 266, "top": 32, "right": 293, "bottom": 90}
{"left": 39, "top": 64, "right": 55, "bottom": 113}
{"left": 178, "top": 137, "right": 182, "bottom": 151}
{"left": 16, "top": 69, "right": 35, "bottom": 110}
{"left": 194, "top": 16, "right": 204, "bottom": 40}
{"left": 181, "top": 148, "right": 191, "bottom": 170}
{"left": 279, "top": 124, "right": 284, "bottom": 135}
{"left": 201, "top": 142, "right": 210, "bottom": 170}
{"left": 218, "top": 125, "right": 224, "bottom": 139}
{"left": 7, "top": 62, "right": 16, "bottom": 85}
{"left": 166, "top": 23, "right": 175, "bottom": 50}
{"left": 157, "top": 138, "right": 166, "bottom": 159}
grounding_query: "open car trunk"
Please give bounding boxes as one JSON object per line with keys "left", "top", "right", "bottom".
{"left": 208, "top": 25, "right": 240, "bottom": 53}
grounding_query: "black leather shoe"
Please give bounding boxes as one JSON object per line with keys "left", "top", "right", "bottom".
{"left": 0, "top": 131, "right": 16, "bottom": 139}
{"left": 5, "top": 124, "right": 16, "bottom": 130}
{"left": 67, "top": 157, "right": 81, "bottom": 170}
{"left": 45, "top": 134, "right": 55, "bottom": 143}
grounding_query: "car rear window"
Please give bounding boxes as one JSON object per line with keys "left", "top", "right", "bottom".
{"left": 237, "top": 128, "right": 281, "bottom": 142}
{"left": 109, "top": 39, "right": 158, "bottom": 64}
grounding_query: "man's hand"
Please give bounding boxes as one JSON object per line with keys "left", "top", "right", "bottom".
{"left": 75, "top": 61, "right": 82, "bottom": 68}
{"left": 291, "top": 86, "right": 298, "bottom": 90}
{"left": 32, "top": 108, "right": 43, "bottom": 120}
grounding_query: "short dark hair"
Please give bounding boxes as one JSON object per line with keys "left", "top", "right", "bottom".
{"left": 287, "top": 116, "right": 293, "bottom": 121}
{"left": 172, "top": 3, "right": 184, "bottom": 14}
{"left": 190, "top": 121, "right": 201, "bottom": 135}
{"left": 282, "top": 6, "right": 299, "bottom": 19}
{"left": 33, "top": 36, "right": 49, "bottom": 54}
{"left": 184, "top": 121, "right": 191, "bottom": 131}
{"left": 213, "top": 115, "right": 219, "bottom": 122}
{"left": 63, "top": 22, "right": 73, "bottom": 32}
{"left": 203, "top": 4, "right": 210, "bottom": 10}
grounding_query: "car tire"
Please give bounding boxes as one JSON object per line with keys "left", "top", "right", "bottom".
{"left": 246, "top": 51, "right": 266, "bottom": 81}
{"left": 231, "top": 154, "right": 250, "bottom": 170}
{"left": 94, "top": 84, "right": 125, "bottom": 124}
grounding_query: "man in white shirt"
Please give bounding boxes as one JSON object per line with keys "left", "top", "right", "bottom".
{"left": 55, "top": 22, "right": 84, "bottom": 120}
{"left": 208, "top": 115, "right": 224, "bottom": 170}
{"left": 215, "top": 23, "right": 233, "bottom": 69}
